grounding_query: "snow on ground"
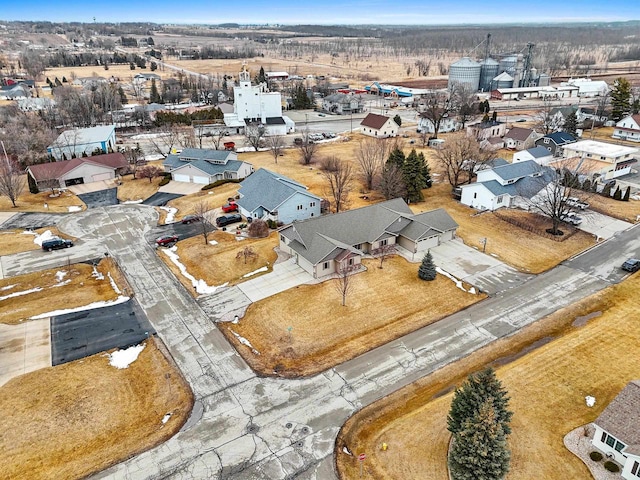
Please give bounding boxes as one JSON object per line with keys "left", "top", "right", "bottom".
{"left": 91, "top": 265, "right": 105, "bottom": 280}
{"left": 585, "top": 396, "right": 596, "bottom": 407}
{"left": 108, "top": 272, "right": 122, "bottom": 294}
{"left": 242, "top": 266, "right": 268, "bottom": 278}
{"left": 122, "top": 199, "right": 144, "bottom": 204}
{"left": 231, "top": 330, "right": 260, "bottom": 355}
{"left": 130, "top": 132, "right": 167, "bottom": 140}
{"left": 51, "top": 280, "right": 71, "bottom": 288}
{"left": 30, "top": 295, "right": 130, "bottom": 319}
{"left": 26, "top": 230, "right": 57, "bottom": 246}
{"left": 144, "top": 154, "right": 165, "bottom": 161}
{"left": 162, "top": 246, "right": 227, "bottom": 294}
{"left": 208, "top": 240, "right": 218, "bottom": 246}
{"left": 436, "top": 267, "right": 471, "bottom": 293}
{"left": 162, "top": 413, "right": 173, "bottom": 424}
{"left": 55, "top": 271, "right": 67, "bottom": 282}
{"left": 106, "top": 343, "right": 145, "bottom": 369}
{"left": 343, "top": 447, "right": 353, "bottom": 456}
{"left": 68, "top": 206, "right": 82, "bottom": 212}
{"left": 159, "top": 206, "right": 177, "bottom": 223}
{"left": 0, "top": 287, "right": 43, "bottom": 302}
{"left": 1, "top": 285, "right": 16, "bottom": 291}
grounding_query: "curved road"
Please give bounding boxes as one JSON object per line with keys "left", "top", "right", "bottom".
{"left": 50, "top": 205, "right": 640, "bottom": 479}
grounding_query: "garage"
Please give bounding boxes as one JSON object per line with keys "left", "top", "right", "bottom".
{"left": 173, "top": 174, "right": 190, "bottom": 182}
{"left": 193, "top": 176, "right": 210, "bottom": 184}
{"left": 64, "top": 177, "right": 84, "bottom": 186}
{"left": 92, "top": 172, "right": 113, "bottom": 182}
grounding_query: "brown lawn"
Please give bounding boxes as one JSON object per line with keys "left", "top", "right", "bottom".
{"left": 160, "top": 231, "right": 278, "bottom": 291}
{"left": 0, "top": 335, "right": 193, "bottom": 480}
{"left": 336, "top": 272, "right": 640, "bottom": 480}
{"left": 220, "top": 256, "right": 484, "bottom": 377}
{"left": 587, "top": 193, "right": 640, "bottom": 223}
{"left": 0, "top": 258, "right": 126, "bottom": 325}
{"left": 0, "top": 176, "right": 85, "bottom": 213}
{"left": 0, "top": 227, "right": 71, "bottom": 256}
{"left": 166, "top": 183, "right": 240, "bottom": 220}
{"left": 117, "top": 173, "right": 164, "bottom": 202}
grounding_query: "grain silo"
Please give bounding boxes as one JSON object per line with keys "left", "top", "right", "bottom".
{"left": 448, "top": 57, "right": 481, "bottom": 92}
{"left": 479, "top": 58, "right": 500, "bottom": 92}
{"left": 499, "top": 55, "right": 518, "bottom": 76}
{"left": 492, "top": 72, "right": 514, "bottom": 90}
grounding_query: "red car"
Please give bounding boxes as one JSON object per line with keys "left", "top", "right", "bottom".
{"left": 222, "top": 202, "right": 238, "bottom": 213}
{"left": 156, "top": 235, "right": 178, "bottom": 247}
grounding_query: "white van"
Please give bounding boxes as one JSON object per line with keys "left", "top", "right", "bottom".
{"left": 428, "top": 138, "right": 445, "bottom": 148}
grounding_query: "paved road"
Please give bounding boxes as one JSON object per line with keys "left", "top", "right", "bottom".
{"left": 24, "top": 205, "right": 636, "bottom": 479}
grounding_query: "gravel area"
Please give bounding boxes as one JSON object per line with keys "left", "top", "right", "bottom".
{"left": 564, "top": 424, "right": 623, "bottom": 480}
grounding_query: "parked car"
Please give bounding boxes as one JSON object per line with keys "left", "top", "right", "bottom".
{"left": 181, "top": 215, "right": 201, "bottom": 224}
{"left": 560, "top": 212, "right": 582, "bottom": 226}
{"left": 216, "top": 214, "right": 242, "bottom": 227}
{"left": 156, "top": 235, "right": 178, "bottom": 247}
{"left": 621, "top": 258, "right": 640, "bottom": 273}
{"left": 222, "top": 202, "right": 238, "bottom": 213}
{"left": 566, "top": 197, "right": 590, "bottom": 210}
{"left": 42, "top": 238, "right": 73, "bottom": 251}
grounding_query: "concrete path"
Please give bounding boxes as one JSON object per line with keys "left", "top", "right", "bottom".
{"left": 0, "top": 212, "right": 16, "bottom": 226}
{"left": 158, "top": 181, "right": 203, "bottom": 195}
{"left": 0, "top": 318, "right": 51, "bottom": 387}
{"left": 237, "top": 258, "right": 314, "bottom": 302}
{"left": 68, "top": 180, "right": 118, "bottom": 195}
{"left": 578, "top": 210, "right": 634, "bottom": 240}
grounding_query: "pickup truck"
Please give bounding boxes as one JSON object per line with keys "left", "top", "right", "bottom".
{"left": 222, "top": 202, "right": 238, "bottom": 213}
{"left": 566, "top": 197, "right": 590, "bottom": 210}
{"left": 561, "top": 212, "right": 583, "bottom": 226}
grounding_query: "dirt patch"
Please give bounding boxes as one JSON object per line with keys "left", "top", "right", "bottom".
{"left": 219, "top": 256, "right": 484, "bottom": 377}
{"left": 0, "top": 227, "right": 71, "bottom": 256}
{"left": 0, "top": 336, "right": 193, "bottom": 480}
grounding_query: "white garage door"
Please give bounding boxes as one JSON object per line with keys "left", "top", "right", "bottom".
{"left": 173, "top": 174, "right": 190, "bottom": 183}
{"left": 193, "top": 176, "right": 209, "bottom": 184}
{"left": 92, "top": 172, "right": 112, "bottom": 182}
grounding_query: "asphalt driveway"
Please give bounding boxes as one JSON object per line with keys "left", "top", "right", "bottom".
{"left": 0, "top": 212, "right": 68, "bottom": 229}
{"left": 77, "top": 188, "right": 119, "bottom": 209}
{"left": 142, "top": 192, "right": 183, "bottom": 206}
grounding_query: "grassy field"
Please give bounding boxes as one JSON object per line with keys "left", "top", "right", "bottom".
{"left": 0, "top": 336, "right": 193, "bottom": 480}
{"left": 336, "top": 272, "right": 640, "bottom": 480}
{"left": 0, "top": 258, "right": 126, "bottom": 325}
{"left": 587, "top": 193, "right": 640, "bottom": 223}
{"left": 0, "top": 227, "right": 70, "bottom": 256}
{"left": 166, "top": 183, "right": 240, "bottom": 220}
{"left": 0, "top": 176, "right": 85, "bottom": 213}
{"left": 116, "top": 172, "right": 164, "bottom": 202}
{"left": 220, "top": 256, "right": 484, "bottom": 377}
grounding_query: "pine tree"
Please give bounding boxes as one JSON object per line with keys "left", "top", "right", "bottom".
{"left": 623, "top": 186, "right": 631, "bottom": 201}
{"left": 563, "top": 111, "right": 578, "bottom": 136}
{"left": 386, "top": 147, "right": 406, "bottom": 169}
{"left": 393, "top": 114, "right": 402, "bottom": 127}
{"left": 582, "top": 178, "right": 591, "bottom": 192}
{"left": 491, "top": 111, "right": 497, "bottom": 122}
{"left": 613, "top": 185, "right": 622, "bottom": 200}
{"left": 418, "top": 251, "right": 436, "bottom": 281}
{"left": 602, "top": 182, "right": 613, "bottom": 197}
{"left": 611, "top": 77, "right": 632, "bottom": 122}
{"left": 403, "top": 148, "right": 427, "bottom": 202}
{"left": 256, "top": 66, "right": 267, "bottom": 84}
{"left": 419, "top": 151, "right": 432, "bottom": 188}
{"left": 149, "top": 79, "right": 161, "bottom": 104}
{"left": 449, "top": 400, "right": 511, "bottom": 480}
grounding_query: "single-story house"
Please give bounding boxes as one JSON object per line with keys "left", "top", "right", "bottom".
{"left": 466, "top": 120, "right": 507, "bottom": 140}
{"left": 503, "top": 127, "right": 540, "bottom": 150}
{"left": 163, "top": 148, "right": 253, "bottom": 184}
{"left": 26, "top": 153, "right": 128, "bottom": 190}
{"left": 279, "top": 198, "right": 458, "bottom": 278}
{"left": 591, "top": 380, "right": 640, "bottom": 479}
{"left": 480, "top": 137, "right": 506, "bottom": 150}
{"left": 236, "top": 168, "right": 322, "bottom": 224}
{"left": 534, "top": 131, "right": 577, "bottom": 157}
{"left": 47, "top": 125, "right": 117, "bottom": 161}
{"left": 322, "top": 93, "right": 363, "bottom": 115}
{"left": 360, "top": 113, "right": 399, "bottom": 138}
{"left": 612, "top": 114, "right": 640, "bottom": 143}
{"left": 418, "top": 113, "right": 461, "bottom": 134}
{"left": 513, "top": 146, "right": 554, "bottom": 165}
{"left": 460, "top": 159, "right": 552, "bottom": 211}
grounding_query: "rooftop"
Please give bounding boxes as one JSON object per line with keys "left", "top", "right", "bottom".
{"left": 595, "top": 380, "right": 640, "bottom": 450}
{"left": 565, "top": 140, "right": 639, "bottom": 157}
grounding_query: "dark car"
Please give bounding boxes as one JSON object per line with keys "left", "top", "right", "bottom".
{"left": 222, "top": 202, "right": 238, "bottom": 213}
{"left": 156, "top": 235, "right": 179, "bottom": 247}
{"left": 42, "top": 238, "right": 73, "bottom": 251}
{"left": 621, "top": 258, "right": 640, "bottom": 273}
{"left": 181, "top": 215, "right": 201, "bottom": 224}
{"left": 216, "top": 214, "right": 242, "bottom": 227}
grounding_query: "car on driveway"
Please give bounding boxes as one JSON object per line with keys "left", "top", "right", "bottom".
{"left": 222, "top": 202, "right": 238, "bottom": 213}
{"left": 621, "top": 258, "right": 640, "bottom": 273}
{"left": 156, "top": 235, "right": 178, "bottom": 247}
{"left": 42, "top": 238, "right": 73, "bottom": 251}
{"left": 181, "top": 215, "right": 201, "bottom": 224}
{"left": 566, "top": 197, "right": 590, "bottom": 210}
{"left": 561, "top": 212, "right": 582, "bottom": 226}
{"left": 216, "top": 214, "right": 242, "bottom": 227}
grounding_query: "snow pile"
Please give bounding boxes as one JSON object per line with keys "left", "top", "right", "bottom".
{"left": 159, "top": 206, "right": 177, "bottom": 223}
{"left": 108, "top": 272, "right": 121, "bottom": 294}
{"left": 30, "top": 295, "right": 130, "bottom": 319}
{"left": 1, "top": 284, "right": 16, "bottom": 291}
{"left": 91, "top": 265, "right": 105, "bottom": 280}
{"left": 131, "top": 132, "right": 166, "bottom": 140}
{"left": 162, "top": 246, "right": 227, "bottom": 294}
{"left": 55, "top": 271, "right": 67, "bottom": 282}
{"left": 243, "top": 266, "right": 268, "bottom": 278}
{"left": 436, "top": 267, "right": 471, "bottom": 293}
{"left": 68, "top": 206, "right": 82, "bottom": 212}
{"left": 0, "top": 287, "right": 43, "bottom": 302}
{"left": 28, "top": 230, "right": 58, "bottom": 246}
{"left": 208, "top": 240, "right": 218, "bottom": 246}
{"left": 231, "top": 330, "right": 260, "bottom": 355}
{"left": 122, "top": 199, "right": 144, "bottom": 204}
{"left": 161, "top": 412, "right": 172, "bottom": 424}
{"left": 343, "top": 446, "right": 353, "bottom": 456}
{"left": 107, "top": 343, "right": 145, "bottom": 369}
{"left": 585, "top": 396, "right": 596, "bottom": 407}
{"left": 51, "top": 280, "right": 71, "bottom": 288}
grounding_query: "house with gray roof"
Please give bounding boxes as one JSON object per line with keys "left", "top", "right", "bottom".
{"left": 460, "top": 159, "right": 553, "bottom": 211}
{"left": 503, "top": 127, "right": 540, "bottom": 150}
{"left": 591, "top": 380, "right": 640, "bottom": 479}
{"left": 279, "top": 198, "right": 458, "bottom": 278}
{"left": 512, "top": 146, "right": 554, "bottom": 165}
{"left": 163, "top": 148, "right": 253, "bottom": 185}
{"left": 47, "top": 125, "right": 116, "bottom": 161}
{"left": 322, "top": 93, "right": 364, "bottom": 115}
{"left": 236, "top": 169, "right": 322, "bottom": 224}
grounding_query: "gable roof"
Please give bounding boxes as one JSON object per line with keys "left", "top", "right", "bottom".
{"left": 468, "top": 167, "right": 554, "bottom": 199}
{"left": 505, "top": 127, "right": 535, "bottom": 142}
{"left": 492, "top": 72, "right": 514, "bottom": 81}
{"left": 360, "top": 113, "right": 391, "bottom": 130}
{"left": 543, "top": 131, "right": 576, "bottom": 145}
{"left": 617, "top": 114, "right": 640, "bottom": 129}
{"left": 490, "top": 159, "right": 541, "bottom": 181}
{"left": 49, "top": 125, "right": 115, "bottom": 149}
{"left": 27, "top": 153, "right": 127, "bottom": 181}
{"left": 170, "top": 158, "right": 248, "bottom": 177}
{"left": 237, "top": 168, "right": 321, "bottom": 213}
{"left": 595, "top": 380, "right": 640, "bottom": 451}
{"left": 526, "top": 146, "right": 553, "bottom": 158}
{"left": 550, "top": 106, "right": 577, "bottom": 118}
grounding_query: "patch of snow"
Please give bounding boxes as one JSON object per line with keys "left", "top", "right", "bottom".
{"left": 131, "top": 133, "right": 167, "bottom": 140}
{"left": 585, "top": 396, "right": 596, "bottom": 407}
{"left": 162, "top": 246, "right": 227, "bottom": 294}
{"left": 1, "top": 284, "right": 16, "bottom": 291}
{"left": 0, "top": 287, "right": 43, "bottom": 302}
{"left": 21, "top": 230, "right": 37, "bottom": 236}
{"left": 91, "top": 266, "right": 105, "bottom": 280}
{"left": 159, "top": 206, "right": 178, "bottom": 223}
{"left": 343, "top": 446, "right": 353, "bottom": 456}
{"left": 243, "top": 266, "right": 268, "bottom": 278}
{"left": 30, "top": 295, "right": 130, "bottom": 319}
{"left": 122, "top": 199, "right": 144, "bottom": 204}
{"left": 55, "top": 271, "right": 67, "bottom": 282}
{"left": 107, "top": 343, "right": 145, "bottom": 369}
{"left": 68, "top": 206, "right": 82, "bottom": 212}
{"left": 468, "top": 287, "right": 476, "bottom": 295}
{"left": 107, "top": 272, "right": 122, "bottom": 294}
{"left": 490, "top": 253, "right": 499, "bottom": 258}
{"left": 235, "top": 236, "right": 246, "bottom": 241}
{"left": 435, "top": 267, "right": 468, "bottom": 293}
{"left": 30, "top": 230, "right": 58, "bottom": 246}
{"left": 51, "top": 280, "right": 71, "bottom": 288}
{"left": 161, "top": 412, "right": 172, "bottom": 424}
{"left": 144, "top": 153, "right": 165, "bottom": 161}
{"left": 208, "top": 240, "right": 218, "bottom": 246}
{"left": 230, "top": 330, "right": 260, "bottom": 355}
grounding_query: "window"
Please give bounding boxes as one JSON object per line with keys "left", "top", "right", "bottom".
{"left": 348, "top": 258, "right": 354, "bottom": 265}
{"left": 354, "top": 244, "right": 362, "bottom": 250}
{"left": 497, "top": 195, "right": 504, "bottom": 204}
{"left": 380, "top": 239, "right": 388, "bottom": 247}
{"left": 323, "top": 262, "right": 329, "bottom": 270}
{"left": 601, "top": 432, "right": 625, "bottom": 452}
{"left": 280, "top": 235, "right": 285, "bottom": 242}
{"left": 473, "top": 192, "right": 477, "bottom": 199}
{"left": 310, "top": 202, "right": 316, "bottom": 207}
{"left": 631, "top": 461, "right": 640, "bottom": 476}
{"left": 297, "top": 205, "right": 303, "bottom": 210}
{"left": 544, "top": 138, "right": 550, "bottom": 144}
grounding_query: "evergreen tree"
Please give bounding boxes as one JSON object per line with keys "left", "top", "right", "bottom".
{"left": 448, "top": 368, "right": 513, "bottom": 436}
{"left": 418, "top": 251, "right": 437, "bottom": 281}
{"left": 623, "top": 186, "right": 631, "bottom": 201}
{"left": 419, "top": 151, "right": 432, "bottom": 188}
{"left": 386, "top": 147, "right": 406, "bottom": 169}
{"left": 491, "top": 111, "right": 497, "bottom": 122}
{"left": 611, "top": 77, "right": 632, "bottom": 122}
{"left": 563, "top": 111, "right": 578, "bottom": 136}
{"left": 403, "top": 148, "right": 427, "bottom": 202}
{"left": 291, "top": 83, "right": 313, "bottom": 109}
{"left": 149, "top": 79, "right": 161, "bottom": 104}
{"left": 449, "top": 400, "right": 511, "bottom": 480}
{"left": 482, "top": 113, "right": 490, "bottom": 123}
{"left": 393, "top": 114, "right": 402, "bottom": 127}
{"left": 256, "top": 66, "right": 267, "bottom": 84}
{"left": 613, "top": 185, "right": 622, "bottom": 200}
{"left": 602, "top": 182, "right": 613, "bottom": 197}
{"left": 582, "top": 178, "right": 591, "bottom": 192}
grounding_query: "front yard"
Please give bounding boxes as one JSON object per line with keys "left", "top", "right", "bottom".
{"left": 0, "top": 227, "right": 72, "bottom": 256}
{"left": 0, "top": 176, "right": 85, "bottom": 212}
{"left": 219, "top": 256, "right": 484, "bottom": 377}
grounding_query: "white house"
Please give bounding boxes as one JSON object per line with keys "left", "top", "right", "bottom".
{"left": 561, "top": 140, "right": 638, "bottom": 180}
{"left": 460, "top": 160, "right": 552, "bottom": 211}
{"left": 591, "top": 380, "right": 640, "bottom": 479}
{"left": 47, "top": 125, "right": 117, "bottom": 161}
{"left": 513, "top": 146, "right": 554, "bottom": 165}
{"left": 163, "top": 148, "right": 253, "bottom": 184}
{"left": 466, "top": 120, "right": 507, "bottom": 140}
{"left": 360, "top": 113, "right": 399, "bottom": 138}
{"left": 418, "top": 113, "right": 461, "bottom": 134}
{"left": 612, "top": 114, "right": 640, "bottom": 143}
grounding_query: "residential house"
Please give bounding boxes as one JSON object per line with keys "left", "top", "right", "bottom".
{"left": 557, "top": 140, "right": 638, "bottom": 180}
{"left": 503, "top": 127, "right": 540, "bottom": 150}
{"left": 47, "top": 125, "right": 117, "bottom": 160}
{"left": 163, "top": 148, "right": 253, "bottom": 185}
{"left": 480, "top": 137, "right": 505, "bottom": 150}
{"left": 418, "top": 112, "right": 461, "bottom": 134}
{"left": 322, "top": 93, "right": 363, "bottom": 115}
{"left": 577, "top": 107, "right": 608, "bottom": 125}
{"left": 133, "top": 73, "right": 161, "bottom": 84}
{"left": 466, "top": 120, "right": 507, "bottom": 140}
{"left": 591, "top": 380, "right": 640, "bottom": 479}
{"left": 26, "top": 153, "right": 128, "bottom": 190}
{"left": 513, "top": 146, "right": 554, "bottom": 165}
{"left": 534, "top": 131, "right": 577, "bottom": 157}
{"left": 279, "top": 198, "right": 458, "bottom": 277}
{"left": 613, "top": 114, "right": 640, "bottom": 143}
{"left": 549, "top": 106, "right": 577, "bottom": 131}
{"left": 0, "top": 84, "right": 29, "bottom": 100}
{"left": 460, "top": 160, "right": 552, "bottom": 211}
{"left": 360, "top": 113, "right": 399, "bottom": 138}
{"left": 236, "top": 169, "right": 322, "bottom": 224}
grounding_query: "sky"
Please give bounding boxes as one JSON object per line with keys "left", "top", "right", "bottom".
{"left": 4, "top": 0, "right": 640, "bottom": 25}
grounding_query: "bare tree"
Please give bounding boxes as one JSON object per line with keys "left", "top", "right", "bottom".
{"left": 320, "top": 156, "right": 354, "bottom": 213}
{"left": 0, "top": 142, "right": 25, "bottom": 207}
{"left": 192, "top": 200, "right": 215, "bottom": 244}
{"left": 356, "top": 137, "right": 387, "bottom": 191}
{"left": 436, "top": 136, "right": 485, "bottom": 189}
{"left": 372, "top": 243, "right": 397, "bottom": 269}
{"left": 265, "top": 135, "right": 285, "bottom": 163}
{"left": 378, "top": 163, "right": 407, "bottom": 200}
{"left": 21, "top": 49, "right": 46, "bottom": 80}
{"left": 421, "top": 91, "right": 455, "bottom": 139}
{"left": 333, "top": 263, "right": 358, "bottom": 306}
{"left": 209, "top": 128, "right": 228, "bottom": 150}
{"left": 148, "top": 126, "right": 183, "bottom": 156}
{"left": 297, "top": 129, "right": 318, "bottom": 165}
{"left": 137, "top": 165, "right": 164, "bottom": 183}
{"left": 245, "top": 124, "right": 266, "bottom": 151}
{"left": 236, "top": 246, "right": 259, "bottom": 264}
{"left": 0, "top": 105, "right": 56, "bottom": 166}
{"left": 451, "top": 84, "right": 478, "bottom": 128}
{"left": 535, "top": 97, "right": 562, "bottom": 135}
